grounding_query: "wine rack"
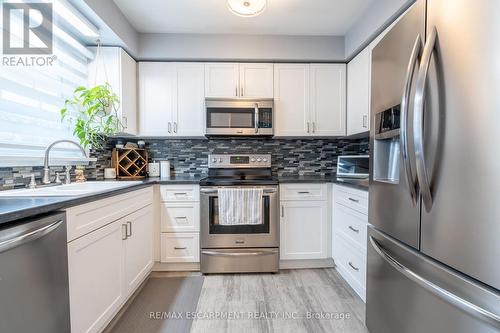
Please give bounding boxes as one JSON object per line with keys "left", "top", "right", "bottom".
{"left": 112, "top": 148, "right": 148, "bottom": 179}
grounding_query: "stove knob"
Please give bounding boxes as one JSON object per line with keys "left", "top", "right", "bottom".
{"left": 257, "top": 158, "right": 262, "bottom": 162}
{"left": 212, "top": 158, "right": 217, "bottom": 163}
{"left": 250, "top": 158, "right": 256, "bottom": 162}
{"left": 219, "top": 158, "right": 223, "bottom": 163}
{"left": 263, "top": 158, "right": 268, "bottom": 162}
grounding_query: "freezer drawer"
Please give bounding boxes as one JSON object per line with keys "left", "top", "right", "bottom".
{"left": 366, "top": 226, "right": 500, "bottom": 333}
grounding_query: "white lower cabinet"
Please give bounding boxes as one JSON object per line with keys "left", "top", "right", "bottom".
{"left": 67, "top": 188, "right": 153, "bottom": 333}
{"left": 279, "top": 184, "right": 329, "bottom": 260}
{"left": 332, "top": 184, "right": 369, "bottom": 302}
{"left": 159, "top": 185, "right": 200, "bottom": 265}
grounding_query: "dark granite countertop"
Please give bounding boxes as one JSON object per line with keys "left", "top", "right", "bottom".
{"left": 278, "top": 174, "right": 369, "bottom": 191}
{"left": 0, "top": 174, "right": 366, "bottom": 226}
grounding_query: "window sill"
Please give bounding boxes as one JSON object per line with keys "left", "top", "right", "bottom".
{"left": 0, "top": 156, "right": 98, "bottom": 168}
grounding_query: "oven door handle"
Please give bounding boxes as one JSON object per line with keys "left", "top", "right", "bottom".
{"left": 201, "top": 250, "right": 277, "bottom": 257}
{"left": 200, "top": 188, "right": 277, "bottom": 194}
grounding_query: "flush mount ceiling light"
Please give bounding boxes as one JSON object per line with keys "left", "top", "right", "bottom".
{"left": 227, "top": 0, "right": 267, "bottom": 18}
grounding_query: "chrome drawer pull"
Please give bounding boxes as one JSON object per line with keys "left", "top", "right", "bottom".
{"left": 175, "top": 216, "right": 187, "bottom": 219}
{"left": 174, "top": 246, "right": 187, "bottom": 250}
{"left": 298, "top": 191, "right": 310, "bottom": 194}
{"left": 174, "top": 192, "right": 188, "bottom": 196}
{"left": 348, "top": 262, "right": 359, "bottom": 271}
{"left": 348, "top": 197, "right": 359, "bottom": 203}
{"left": 235, "top": 240, "right": 245, "bottom": 244}
{"left": 348, "top": 226, "right": 360, "bottom": 233}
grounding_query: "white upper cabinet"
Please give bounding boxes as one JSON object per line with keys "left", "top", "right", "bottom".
{"left": 310, "top": 64, "right": 346, "bottom": 136}
{"left": 274, "top": 64, "right": 310, "bottom": 136}
{"left": 139, "top": 62, "right": 205, "bottom": 137}
{"left": 88, "top": 47, "right": 138, "bottom": 135}
{"left": 173, "top": 63, "right": 205, "bottom": 136}
{"left": 275, "top": 63, "right": 346, "bottom": 137}
{"left": 138, "top": 62, "right": 174, "bottom": 136}
{"left": 239, "top": 63, "right": 274, "bottom": 98}
{"left": 204, "top": 63, "right": 239, "bottom": 98}
{"left": 205, "top": 63, "right": 273, "bottom": 98}
{"left": 347, "top": 47, "right": 371, "bottom": 135}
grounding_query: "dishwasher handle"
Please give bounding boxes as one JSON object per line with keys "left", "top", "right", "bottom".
{"left": 0, "top": 220, "right": 63, "bottom": 254}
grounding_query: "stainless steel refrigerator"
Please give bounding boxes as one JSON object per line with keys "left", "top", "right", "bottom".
{"left": 367, "top": 0, "right": 500, "bottom": 332}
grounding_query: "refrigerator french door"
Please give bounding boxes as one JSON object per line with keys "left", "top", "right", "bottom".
{"left": 367, "top": 0, "right": 500, "bottom": 332}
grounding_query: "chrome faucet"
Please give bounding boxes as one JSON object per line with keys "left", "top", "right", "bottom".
{"left": 43, "top": 140, "right": 87, "bottom": 184}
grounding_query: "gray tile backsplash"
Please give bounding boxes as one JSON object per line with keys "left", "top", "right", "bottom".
{"left": 0, "top": 136, "right": 369, "bottom": 190}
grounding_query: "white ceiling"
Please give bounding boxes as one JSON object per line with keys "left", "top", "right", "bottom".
{"left": 113, "top": 0, "right": 375, "bottom": 36}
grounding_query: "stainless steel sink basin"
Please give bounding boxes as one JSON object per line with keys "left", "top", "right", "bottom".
{"left": 0, "top": 181, "right": 141, "bottom": 197}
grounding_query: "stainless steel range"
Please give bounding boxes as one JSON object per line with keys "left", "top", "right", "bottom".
{"left": 200, "top": 154, "right": 279, "bottom": 274}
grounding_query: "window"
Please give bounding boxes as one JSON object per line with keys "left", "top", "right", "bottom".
{"left": 0, "top": 0, "right": 99, "bottom": 166}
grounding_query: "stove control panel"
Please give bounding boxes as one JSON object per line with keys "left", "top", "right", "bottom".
{"left": 208, "top": 154, "right": 271, "bottom": 168}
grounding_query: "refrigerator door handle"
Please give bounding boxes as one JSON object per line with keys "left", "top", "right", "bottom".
{"left": 413, "top": 27, "right": 437, "bottom": 212}
{"left": 400, "top": 34, "right": 422, "bottom": 205}
{"left": 369, "top": 236, "right": 500, "bottom": 329}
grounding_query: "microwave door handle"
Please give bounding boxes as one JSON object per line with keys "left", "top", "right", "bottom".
{"left": 254, "top": 103, "right": 259, "bottom": 133}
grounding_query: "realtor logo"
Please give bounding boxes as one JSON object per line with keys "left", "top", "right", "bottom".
{"left": 2, "top": 2, "right": 53, "bottom": 54}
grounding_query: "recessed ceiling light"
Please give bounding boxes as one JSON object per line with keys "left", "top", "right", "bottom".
{"left": 227, "top": 0, "right": 267, "bottom": 18}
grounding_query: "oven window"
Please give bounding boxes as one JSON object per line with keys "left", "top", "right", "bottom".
{"left": 207, "top": 108, "right": 255, "bottom": 128}
{"left": 209, "top": 196, "right": 270, "bottom": 234}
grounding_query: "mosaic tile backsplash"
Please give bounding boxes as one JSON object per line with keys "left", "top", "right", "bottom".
{"left": 0, "top": 137, "right": 369, "bottom": 190}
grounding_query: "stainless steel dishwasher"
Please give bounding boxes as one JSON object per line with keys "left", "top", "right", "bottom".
{"left": 0, "top": 212, "right": 70, "bottom": 333}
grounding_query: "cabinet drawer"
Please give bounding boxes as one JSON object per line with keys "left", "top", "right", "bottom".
{"left": 160, "top": 185, "right": 199, "bottom": 202}
{"left": 160, "top": 202, "right": 200, "bottom": 232}
{"left": 334, "top": 185, "right": 368, "bottom": 215}
{"left": 334, "top": 202, "right": 368, "bottom": 250}
{"left": 334, "top": 233, "right": 366, "bottom": 301}
{"left": 280, "top": 183, "right": 327, "bottom": 201}
{"left": 160, "top": 233, "right": 200, "bottom": 263}
{"left": 66, "top": 187, "right": 153, "bottom": 242}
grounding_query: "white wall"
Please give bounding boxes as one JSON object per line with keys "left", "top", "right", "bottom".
{"left": 138, "top": 33, "right": 345, "bottom": 62}
{"left": 344, "top": 0, "right": 415, "bottom": 58}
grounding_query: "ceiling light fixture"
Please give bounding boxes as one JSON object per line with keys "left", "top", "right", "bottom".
{"left": 227, "top": 0, "right": 267, "bottom": 18}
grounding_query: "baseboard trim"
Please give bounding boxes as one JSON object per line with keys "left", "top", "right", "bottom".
{"left": 153, "top": 262, "right": 200, "bottom": 272}
{"left": 279, "top": 258, "right": 335, "bottom": 269}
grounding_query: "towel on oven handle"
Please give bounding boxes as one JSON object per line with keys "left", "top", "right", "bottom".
{"left": 218, "top": 188, "right": 263, "bottom": 225}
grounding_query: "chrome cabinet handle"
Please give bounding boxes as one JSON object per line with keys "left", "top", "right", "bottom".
{"left": 122, "top": 116, "right": 128, "bottom": 129}
{"left": 241, "top": 86, "right": 244, "bottom": 96}
{"left": 168, "top": 122, "right": 172, "bottom": 134}
{"left": 414, "top": 27, "right": 437, "bottom": 212}
{"left": 235, "top": 86, "right": 238, "bottom": 96}
{"left": 122, "top": 224, "right": 128, "bottom": 240}
{"left": 312, "top": 122, "right": 316, "bottom": 133}
{"left": 401, "top": 34, "right": 422, "bottom": 206}
{"left": 126, "top": 221, "right": 132, "bottom": 237}
{"left": 348, "top": 226, "right": 360, "bottom": 233}
{"left": 254, "top": 103, "right": 259, "bottom": 133}
{"left": 369, "top": 236, "right": 500, "bottom": 328}
{"left": 174, "top": 246, "right": 187, "bottom": 250}
{"left": 307, "top": 122, "right": 310, "bottom": 133}
{"left": 348, "top": 197, "right": 359, "bottom": 203}
{"left": 0, "top": 220, "right": 63, "bottom": 254}
{"left": 348, "top": 262, "right": 359, "bottom": 271}
{"left": 281, "top": 205, "right": 284, "bottom": 218}
{"left": 362, "top": 115, "right": 368, "bottom": 128}
{"left": 173, "top": 122, "right": 178, "bottom": 133}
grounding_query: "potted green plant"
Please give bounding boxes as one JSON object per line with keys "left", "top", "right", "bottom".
{"left": 60, "top": 83, "right": 122, "bottom": 149}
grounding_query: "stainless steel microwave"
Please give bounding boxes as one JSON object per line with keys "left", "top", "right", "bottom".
{"left": 205, "top": 99, "right": 273, "bottom": 136}
{"left": 337, "top": 155, "right": 369, "bottom": 178}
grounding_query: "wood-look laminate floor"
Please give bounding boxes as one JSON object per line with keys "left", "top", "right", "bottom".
{"left": 109, "top": 268, "right": 368, "bottom": 333}
{"left": 191, "top": 268, "right": 368, "bottom": 333}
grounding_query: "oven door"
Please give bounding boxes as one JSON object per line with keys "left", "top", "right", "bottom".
{"left": 200, "top": 186, "right": 279, "bottom": 248}
{"left": 205, "top": 99, "right": 273, "bottom": 136}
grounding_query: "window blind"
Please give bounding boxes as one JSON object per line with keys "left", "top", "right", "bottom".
{"left": 0, "top": 0, "right": 96, "bottom": 165}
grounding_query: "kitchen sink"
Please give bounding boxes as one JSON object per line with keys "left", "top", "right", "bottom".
{"left": 0, "top": 181, "right": 141, "bottom": 197}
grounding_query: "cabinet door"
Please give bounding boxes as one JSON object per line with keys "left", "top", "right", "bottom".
{"left": 68, "top": 220, "right": 125, "bottom": 333}
{"left": 347, "top": 47, "right": 371, "bottom": 135}
{"left": 172, "top": 63, "right": 205, "bottom": 136}
{"left": 274, "top": 64, "right": 310, "bottom": 136}
{"left": 239, "top": 63, "right": 274, "bottom": 98}
{"left": 310, "top": 64, "right": 346, "bottom": 136}
{"left": 280, "top": 200, "right": 328, "bottom": 260}
{"left": 204, "top": 63, "right": 239, "bottom": 98}
{"left": 138, "top": 62, "right": 175, "bottom": 136}
{"left": 120, "top": 49, "right": 138, "bottom": 135}
{"left": 124, "top": 205, "right": 153, "bottom": 295}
